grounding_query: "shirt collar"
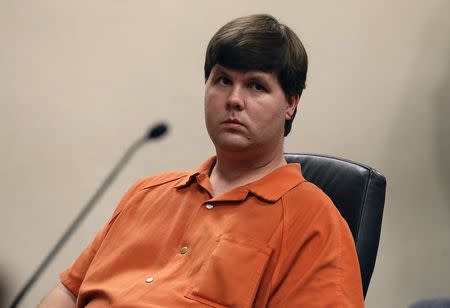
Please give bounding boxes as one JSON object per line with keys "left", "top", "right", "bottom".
{"left": 247, "top": 162, "right": 305, "bottom": 202}
{"left": 174, "top": 156, "right": 215, "bottom": 189}
{"left": 175, "top": 156, "right": 306, "bottom": 203}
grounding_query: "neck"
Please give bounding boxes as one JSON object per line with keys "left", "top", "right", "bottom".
{"left": 209, "top": 146, "right": 287, "bottom": 196}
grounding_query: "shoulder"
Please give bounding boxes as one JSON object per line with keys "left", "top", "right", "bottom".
{"left": 282, "top": 181, "right": 337, "bottom": 215}
{"left": 281, "top": 181, "right": 345, "bottom": 235}
{"left": 283, "top": 181, "right": 332, "bottom": 206}
{"left": 279, "top": 180, "right": 357, "bottom": 269}
{"left": 274, "top": 182, "right": 364, "bottom": 306}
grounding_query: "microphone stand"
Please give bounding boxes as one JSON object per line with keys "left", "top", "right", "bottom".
{"left": 9, "top": 123, "right": 168, "bottom": 308}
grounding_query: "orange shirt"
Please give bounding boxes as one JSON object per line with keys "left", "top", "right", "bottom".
{"left": 61, "top": 157, "right": 364, "bottom": 307}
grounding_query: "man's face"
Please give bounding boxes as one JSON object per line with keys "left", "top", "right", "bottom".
{"left": 204, "top": 65, "right": 298, "bottom": 155}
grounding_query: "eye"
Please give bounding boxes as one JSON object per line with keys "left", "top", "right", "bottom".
{"left": 217, "top": 76, "right": 232, "bottom": 86}
{"left": 249, "top": 82, "right": 267, "bottom": 92}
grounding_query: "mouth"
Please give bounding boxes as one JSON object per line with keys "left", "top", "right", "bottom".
{"left": 222, "top": 118, "right": 246, "bottom": 129}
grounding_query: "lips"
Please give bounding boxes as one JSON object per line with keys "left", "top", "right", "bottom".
{"left": 222, "top": 118, "right": 246, "bottom": 129}
{"left": 224, "top": 118, "right": 243, "bottom": 124}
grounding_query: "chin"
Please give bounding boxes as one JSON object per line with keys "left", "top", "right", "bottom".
{"left": 213, "top": 136, "right": 253, "bottom": 153}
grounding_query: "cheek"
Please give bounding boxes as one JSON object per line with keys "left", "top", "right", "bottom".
{"left": 204, "top": 92, "right": 213, "bottom": 114}
{"left": 204, "top": 100, "right": 216, "bottom": 120}
{"left": 204, "top": 94, "right": 220, "bottom": 127}
{"left": 253, "top": 103, "right": 285, "bottom": 123}
{"left": 249, "top": 104, "right": 287, "bottom": 137}
{"left": 205, "top": 91, "right": 224, "bottom": 115}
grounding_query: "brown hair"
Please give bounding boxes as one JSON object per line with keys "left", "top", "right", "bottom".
{"left": 204, "top": 14, "right": 308, "bottom": 136}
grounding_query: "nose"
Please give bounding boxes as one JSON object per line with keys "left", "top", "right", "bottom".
{"left": 226, "top": 85, "right": 245, "bottom": 111}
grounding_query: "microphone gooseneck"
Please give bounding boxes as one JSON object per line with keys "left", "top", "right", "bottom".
{"left": 9, "top": 123, "right": 169, "bottom": 308}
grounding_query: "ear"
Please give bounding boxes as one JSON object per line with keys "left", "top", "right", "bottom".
{"left": 285, "top": 95, "right": 300, "bottom": 120}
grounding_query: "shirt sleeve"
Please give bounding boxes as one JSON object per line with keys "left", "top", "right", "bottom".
{"left": 60, "top": 178, "right": 146, "bottom": 296}
{"left": 268, "top": 185, "right": 365, "bottom": 307}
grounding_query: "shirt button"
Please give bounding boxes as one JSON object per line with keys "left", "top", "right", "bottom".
{"left": 205, "top": 203, "right": 214, "bottom": 210}
{"left": 145, "top": 276, "right": 154, "bottom": 283}
{"left": 180, "top": 246, "right": 189, "bottom": 254}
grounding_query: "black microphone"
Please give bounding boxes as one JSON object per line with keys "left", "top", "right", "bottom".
{"left": 9, "top": 122, "right": 169, "bottom": 308}
{"left": 147, "top": 123, "right": 168, "bottom": 140}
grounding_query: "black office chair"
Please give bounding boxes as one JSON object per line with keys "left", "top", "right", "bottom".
{"left": 285, "top": 153, "right": 387, "bottom": 298}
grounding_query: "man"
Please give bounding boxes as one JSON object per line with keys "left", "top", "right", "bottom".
{"left": 40, "top": 14, "right": 364, "bottom": 307}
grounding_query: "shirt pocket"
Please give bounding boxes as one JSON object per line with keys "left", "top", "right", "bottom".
{"left": 185, "top": 234, "right": 273, "bottom": 308}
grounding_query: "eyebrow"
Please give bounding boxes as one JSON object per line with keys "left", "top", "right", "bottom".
{"left": 211, "top": 66, "right": 231, "bottom": 77}
{"left": 213, "top": 66, "right": 273, "bottom": 83}
{"left": 247, "top": 75, "right": 270, "bottom": 84}
{"left": 243, "top": 70, "right": 275, "bottom": 85}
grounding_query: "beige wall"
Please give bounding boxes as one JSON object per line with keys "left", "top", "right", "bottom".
{"left": 1, "top": 1, "right": 449, "bottom": 307}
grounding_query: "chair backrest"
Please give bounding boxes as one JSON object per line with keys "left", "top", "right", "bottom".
{"left": 285, "top": 153, "right": 386, "bottom": 298}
